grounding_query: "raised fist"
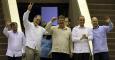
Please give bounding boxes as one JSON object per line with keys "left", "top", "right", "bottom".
{"left": 51, "top": 17, "right": 57, "bottom": 22}
{"left": 27, "top": 3, "right": 33, "bottom": 11}
{"left": 104, "top": 16, "right": 110, "bottom": 23}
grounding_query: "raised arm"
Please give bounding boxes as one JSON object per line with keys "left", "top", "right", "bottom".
{"left": 3, "top": 23, "right": 11, "bottom": 37}
{"left": 45, "top": 17, "right": 57, "bottom": 34}
{"left": 3, "top": 27, "right": 9, "bottom": 37}
{"left": 23, "top": 3, "right": 33, "bottom": 28}
{"left": 104, "top": 17, "right": 113, "bottom": 32}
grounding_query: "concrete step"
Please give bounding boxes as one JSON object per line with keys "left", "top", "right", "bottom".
{"left": 0, "top": 43, "right": 7, "bottom": 50}
{"left": 87, "top": 0, "right": 115, "bottom": 4}
{"left": 0, "top": 55, "right": 7, "bottom": 60}
{"left": 111, "top": 27, "right": 115, "bottom": 32}
{"left": 89, "top": 9, "right": 115, "bottom": 15}
{"left": 0, "top": 49, "right": 6, "bottom": 56}
{"left": 108, "top": 42, "right": 115, "bottom": 50}
{"left": 88, "top": 4, "right": 115, "bottom": 10}
{"left": 107, "top": 38, "right": 115, "bottom": 43}
{"left": 0, "top": 37, "right": 7, "bottom": 43}
{"left": 109, "top": 55, "right": 115, "bottom": 60}
{"left": 107, "top": 32, "right": 115, "bottom": 38}
{"left": 109, "top": 50, "right": 115, "bottom": 56}
{"left": 90, "top": 15, "right": 115, "bottom": 21}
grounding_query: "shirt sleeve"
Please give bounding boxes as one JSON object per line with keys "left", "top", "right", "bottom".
{"left": 22, "top": 32, "right": 26, "bottom": 53}
{"left": 72, "top": 27, "right": 81, "bottom": 42}
{"left": 45, "top": 21, "right": 53, "bottom": 35}
{"left": 103, "top": 20, "right": 113, "bottom": 32}
{"left": 23, "top": 10, "right": 31, "bottom": 29}
{"left": 3, "top": 27, "right": 9, "bottom": 37}
{"left": 42, "top": 27, "right": 48, "bottom": 34}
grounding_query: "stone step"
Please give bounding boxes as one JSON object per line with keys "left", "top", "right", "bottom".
{"left": 108, "top": 42, "right": 115, "bottom": 50}
{"left": 0, "top": 37, "right": 7, "bottom": 43}
{"left": 0, "top": 24, "right": 5, "bottom": 33}
{"left": 0, "top": 43, "right": 7, "bottom": 50}
{"left": 87, "top": 0, "right": 115, "bottom": 4}
{"left": 0, "top": 49, "right": 6, "bottom": 56}
{"left": 0, "top": 55, "right": 7, "bottom": 60}
{"left": 107, "top": 32, "right": 115, "bottom": 38}
{"left": 88, "top": 4, "right": 115, "bottom": 10}
{"left": 111, "top": 27, "right": 115, "bottom": 32}
{"left": 107, "top": 38, "right": 115, "bottom": 43}
{"left": 89, "top": 9, "right": 115, "bottom": 15}
{"left": 90, "top": 13, "right": 115, "bottom": 17}
{"left": 109, "top": 55, "right": 115, "bottom": 60}
{"left": 90, "top": 15, "right": 115, "bottom": 21}
{"left": 109, "top": 50, "right": 115, "bottom": 56}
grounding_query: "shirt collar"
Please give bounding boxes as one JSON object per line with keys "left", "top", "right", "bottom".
{"left": 78, "top": 25, "right": 85, "bottom": 29}
{"left": 11, "top": 31, "right": 18, "bottom": 34}
{"left": 57, "top": 25, "right": 67, "bottom": 30}
{"left": 93, "top": 25, "right": 99, "bottom": 29}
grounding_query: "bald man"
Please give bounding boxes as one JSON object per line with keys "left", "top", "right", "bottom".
{"left": 92, "top": 16, "right": 113, "bottom": 60}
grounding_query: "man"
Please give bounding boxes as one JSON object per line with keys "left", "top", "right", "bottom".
{"left": 92, "top": 16, "right": 113, "bottom": 60}
{"left": 72, "top": 16, "right": 93, "bottom": 60}
{"left": 3, "top": 22, "right": 25, "bottom": 60}
{"left": 65, "top": 17, "right": 71, "bottom": 27}
{"left": 23, "top": 3, "right": 46, "bottom": 60}
{"left": 45, "top": 15, "right": 72, "bottom": 60}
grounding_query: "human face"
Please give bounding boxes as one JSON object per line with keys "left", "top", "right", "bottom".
{"left": 92, "top": 17, "right": 99, "bottom": 28}
{"left": 58, "top": 18, "right": 65, "bottom": 28}
{"left": 79, "top": 16, "right": 85, "bottom": 27}
{"left": 33, "top": 15, "right": 41, "bottom": 26}
{"left": 65, "top": 18, "right": 69, "bottom": 26}
{"left": 11, "top": 22, "right": 18, "bottom": 32}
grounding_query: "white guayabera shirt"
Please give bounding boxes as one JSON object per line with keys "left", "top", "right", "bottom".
{"left": 23, "top": 10, "right": 46, "bottom": 51}
{"left": 72, "top": 26, "right": 93, "bottom": 53}
{"left": 3, "top": 27, "right": 25, "bottom": 57}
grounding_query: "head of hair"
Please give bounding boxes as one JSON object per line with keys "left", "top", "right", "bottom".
{"left": 91, "top": 17, "right": 98, "bottom": 21}
{"left": 104, "top": 16, "right": 110, "bottom": 20}
{"left": 58, "top": 15, "right": 65, "bottom": 19}
{"left": 10, "top": 22, "right": 17, "bottom": 28}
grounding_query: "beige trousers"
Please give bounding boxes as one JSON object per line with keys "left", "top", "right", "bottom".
{"left": 24, "top": 46, "right": 40, "bottom": 60}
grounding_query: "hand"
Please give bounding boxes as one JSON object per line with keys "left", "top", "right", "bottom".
{"left": 80, "top": 34, "right": 88, "bottom": 40}
{"left": 104, "top": 16, "right": 111, "bottom": 23}
{"left": 27, "top": 3, "right": 33, "bottom": 11}
{"left": 22, "top": 53, "right": 26, "bottom": 58}
{"left": 6, "top": 21, "right": 11, "bottom": 28}
{"left": 51, "top": 17, "right": 57, "bottom": 22}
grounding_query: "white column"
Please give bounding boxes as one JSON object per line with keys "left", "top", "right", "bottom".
{"left": 77, "top": 0, "right": 92, "bottom": 28}
{"left": 7, "top": 0, "right": 22, "bottom": 31}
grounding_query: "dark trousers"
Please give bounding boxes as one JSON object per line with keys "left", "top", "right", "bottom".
{"left": 94, "top": 52, "right": 109, "bottom": 60}
{"left": 52, "top": 52, "right": 70, "bottom": 60}
{"left": 40, "top": 57, "right": 51, "bottom": 60}
{"left": 72, "top": 53, "right": 90, "bottom": 60}
{"left": 8, "top": 56, "right": 22, "bottom": 60}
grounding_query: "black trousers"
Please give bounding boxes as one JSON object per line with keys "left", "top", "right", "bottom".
{"left": 94, "top": 52, "right": 109, "bottom": 60}
{"left": 40, "top": 57, "right": 51, "bottom": 60}
{"left": 8, "top": 56, "right": 22, "bottom": 60}
{"left": 52, "top": 52, "right": 70, "bottom": 60}
{"left": 72, "top": 53, "right": 90, "bottom": 60}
